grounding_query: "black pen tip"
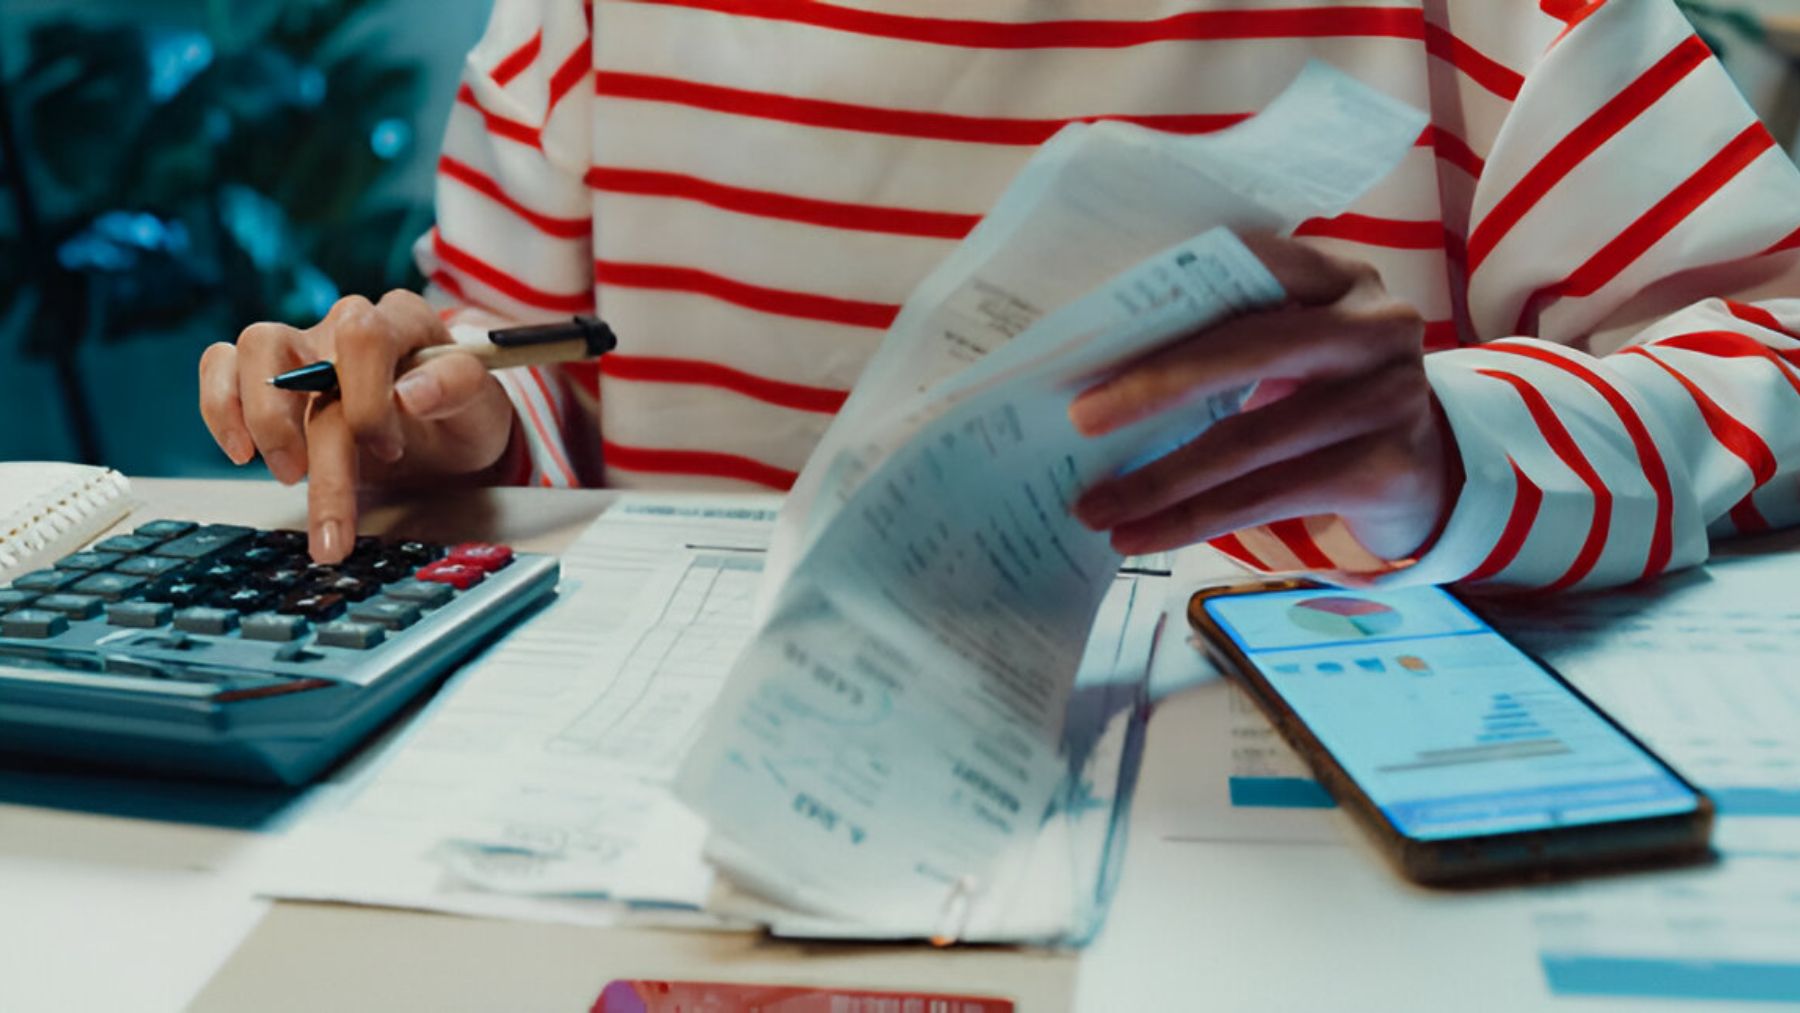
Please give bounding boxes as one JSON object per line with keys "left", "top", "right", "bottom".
{"left": 270, "top": 361, "right": 340, "bottom": 393}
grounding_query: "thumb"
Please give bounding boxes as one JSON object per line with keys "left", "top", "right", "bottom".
{"left": 393, "top": 352, "right": 497, "bottom": 421}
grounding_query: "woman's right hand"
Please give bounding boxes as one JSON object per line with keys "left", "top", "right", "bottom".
{"left": 199, "top": 290, "right": 519, "bottom": 564}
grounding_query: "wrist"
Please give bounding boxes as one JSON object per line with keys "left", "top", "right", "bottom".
{"left": 1407, "top": 395, "right": 1464, "bottom": 560}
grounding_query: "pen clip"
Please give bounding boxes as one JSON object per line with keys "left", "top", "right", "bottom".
{"left": 488, "top": 315, "right": 617, "bottom": 357}
{"left": 929, "top": 874, "right": 980, "bottom": 947}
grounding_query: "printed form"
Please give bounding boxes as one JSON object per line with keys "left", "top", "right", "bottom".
{"left": 677, "top": 62, "right": 1428, "bottom": 939}
{"left": 259, "top": 497, "right": 781, "bottom": 926}
{"left": 259, "top": 496, "right": 1165, "bottom": 936}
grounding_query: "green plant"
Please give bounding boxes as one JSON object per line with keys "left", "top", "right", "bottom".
{"left": 0, "top": 0, "right": 432, "bottom": 462}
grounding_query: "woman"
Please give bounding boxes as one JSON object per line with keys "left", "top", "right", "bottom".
{"left": 199, "top": 0, "right": 1800, "bottom": 594}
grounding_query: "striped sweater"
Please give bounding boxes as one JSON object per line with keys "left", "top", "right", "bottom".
{"left": 415, "top": 0, "right": 1800, "bottom": 591}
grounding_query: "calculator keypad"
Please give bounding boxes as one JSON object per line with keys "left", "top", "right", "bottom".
{"left": 0, "top": 522, "right": 518, "bottom": 694}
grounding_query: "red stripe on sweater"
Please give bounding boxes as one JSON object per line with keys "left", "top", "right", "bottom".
{"left": 560, "top": 359, "right": 602, "bottom": 398}
{"left": 600, "top": 354, "right": 850, "bottom": 414}
{"left": 434, "top": 229, "right": 594, "bottom": 314}
{"left": 1422, "top": 125, "right": 1485, "bottom": 178}
{"left": 1623, "top": 346, "right": 1779, "bottom": 487}
{"left": 1723, "top": 299, "right": 1797, "bottom": 337}
{"left": 625, "top": 0, "right": 1426, "bottom": 47}
{"left": 1467, "top": 35, "right": 1708, "bottom": 274}
{"left": 1485, "top": 342, "right": 1674, "bottom": 581}
{"left": 1540, "top": 0, "right": 1602, "bottom": 24}
{"left": 587, "top": 166, "right": 980, "bottom": 239}
{"left": 491, "top": 31, "right": 543, "bottom": 86}
{"left": 1208, "top": 532, "right": 1266, "bottom": 570}
{"left": 455, "top": 84, "right": 541, "bottom": 147}
{"left": 1516, "top": 124, "right": 1776, "bottom": 332}
{"left": 1423, "top": 320, "right": 1461, "bottom": 350}
{"left": 1729, "top": 492, "right": 1770, "bottom": 533}
{"left": 1765, "top": 224, "right": 1800, "bottom": 255}
{"left": 1656, "top": 330, "right": 1800, "bottom": 398}
{"left": 1422, "top": 22, "right": 1523, "bottom": 101}
{"left": 439, "top": 155, "right": 591, "bottom": 239}
{"left": 595, "top": 259, "right": 899, "bottom": 329}
{"left": 1266, "top": 518, "right": 1335, "bottom": 570}
{"left": 594, "top": 71, "right": 1248, "bottom": 144}
{"left": 510, "top": 373, "right": 578, "bottom": 487}
{"left": 603, "top": 440, "right": 798, "bottom": 490}
{"left": 1464, "top": 457, "right": 1545, "bottom": 582}
{"left": 1293, "top": 213, "right": 1448, "bottom": 250}
{"left": 1476, "top": 368, "right": 1612, "bottom": 591}
{"left": 547, "top": 41, "right": 591, "bottom": 112}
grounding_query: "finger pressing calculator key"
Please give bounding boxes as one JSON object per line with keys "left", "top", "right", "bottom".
{"left": 0, "top": 520, "right": 557, "bottom": 785}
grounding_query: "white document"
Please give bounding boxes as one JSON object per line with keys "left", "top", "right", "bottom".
{"left": 763, "top": 61, "right": 1433, "bottom": 603}
{"left": 706, "top": 571, "right": 1168, "bottom": 944}
{"left": 679, "top": 63, "right": 1427, "bottom": 936}
{"left": 259, "top": 496, "right": 779, "bottom": 926}
{"left": 1483, "top": 551, "right": 1800, "bottom": 817}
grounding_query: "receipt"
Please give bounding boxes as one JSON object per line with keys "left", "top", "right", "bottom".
{"left": 763, "top": 61, "right": 1431, "bottom": 606}
{"left": 680, "top": 63, "right": 1427, "bottom": 935}
{"left": 680, "top": 235, "right": 1285, "bottom": 927}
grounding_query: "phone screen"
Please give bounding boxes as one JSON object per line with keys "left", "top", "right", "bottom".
{"left": 1202, "top": 586, "right": 1702, "bottom": 841}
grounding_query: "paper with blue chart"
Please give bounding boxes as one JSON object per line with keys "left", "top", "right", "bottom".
{"left": 676, "top": 62, "right": 1428, "bottom": 941}
{"left": 1488, "top": 551, "right": 1800, "bottom": 1005}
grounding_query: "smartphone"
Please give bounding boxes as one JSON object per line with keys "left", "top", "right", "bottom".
{"left": 1188, "top": 579, "right": 1714, "bottom": 885}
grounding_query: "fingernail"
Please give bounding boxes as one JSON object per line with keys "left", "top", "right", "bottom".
{"left": 265, "top": 447, "right": 302, "bottom": 484}
{"left": 1076, "top": 489, "right": 1121, "bottom": 529}
{"left": 224, "top": 434, "right": 254, "bottom": 465}
{"left": 395, "top": 372, "right": 440, "bottom": 416}
{"left": 314, "top": 518, "right": 348, "bottom": 563}
{"left": 1068, "top": 389, "right": 1114, "bottom": 436}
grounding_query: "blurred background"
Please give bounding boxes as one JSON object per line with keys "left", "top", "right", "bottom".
{"left": 0, "top": 0, "right": 487, "bottom": 474}
{"left": 0, "top": 0, "right": 1796, "bottom": 477}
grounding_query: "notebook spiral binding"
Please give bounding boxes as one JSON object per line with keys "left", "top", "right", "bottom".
{"left": 0, "top": 468, "right": 132, "bottom": 577}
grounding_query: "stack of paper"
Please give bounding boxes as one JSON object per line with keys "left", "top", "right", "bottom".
{"left": 675, "top": 63, "right": 1427, "bottom": 943}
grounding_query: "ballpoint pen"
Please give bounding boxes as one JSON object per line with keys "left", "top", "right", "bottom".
{"left": 267, "top": 315, "right": 618, "bottom": 393}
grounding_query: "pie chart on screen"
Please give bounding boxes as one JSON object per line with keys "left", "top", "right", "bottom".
{"left": 1288, "top": 596, "right": 1402, "bottom": 638}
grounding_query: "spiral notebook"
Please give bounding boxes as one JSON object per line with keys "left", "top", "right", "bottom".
{"left": 0, "top": 462, "right": 133, "bottom": 582}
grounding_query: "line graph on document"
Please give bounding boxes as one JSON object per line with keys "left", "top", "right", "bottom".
{"left": 546, "top": 551, "right": 761, "bottom": 778}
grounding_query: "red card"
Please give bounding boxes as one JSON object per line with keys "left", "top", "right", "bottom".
{"left": 593, "top": 980, "right": 1015, "bottom": 1013}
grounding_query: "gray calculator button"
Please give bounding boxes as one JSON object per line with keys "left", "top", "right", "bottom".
{"left": 315, "top": 619, "right": 385, "bottom": 649}
{"left": 174, "top": 607, "right": 239, "bottom": 635}
{"left": 55, "top": 551, "right": 124, "bottom": 572}
{"left": 1, "top": 609, "right": 69, "bottom": 638}
{"left": 93, "top": 534, "right": 162, "bottom": 555}
{"left": 153, "top": 525, "right": 255, "bottom": 560}
{"left": 114, "top": 555, "right": 187, "bottom": 578}
{"left": 107, "top": 601, "right": 174, "bottom": 628}
{"left": 12, "top": 570, "right": 80, "bottom": 592}
{"left": 348, "top": 599, "right": 422, "bottom": 631}
{"left": 134, "top": 520, "right": 198, "bottom": 540}
{"left": 241, "top": 613, "right": 309, "bottom": 642}
{"left": 34, "top": 594, "right": 103, "bottom": 620}
{"left": 0, "top": 589, "right": 38, "bottom": 611}
{"left": 71, "top": 572, "right": 147, "bottom": 602}
{"left": 384, "top": 579, "right": 454, "bottom": 607}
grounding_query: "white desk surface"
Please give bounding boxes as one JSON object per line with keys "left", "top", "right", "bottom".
{"left": 0, "top": 480, "right": 1764, "bottom": 1012}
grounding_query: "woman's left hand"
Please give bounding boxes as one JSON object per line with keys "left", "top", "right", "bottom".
{"left": 1069, "top": 232, "right": 1458, "bottom": 562}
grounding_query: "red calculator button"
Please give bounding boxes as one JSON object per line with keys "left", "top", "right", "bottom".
{"left": 447, "top": 543, "right": 514, "bottom": 572}
{"left": 416, "top": 561, "right": 486, "bottom": 590}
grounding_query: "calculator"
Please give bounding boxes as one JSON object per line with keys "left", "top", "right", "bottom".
{"left": 0, "top": 521, "right": 558, "bottom": 785}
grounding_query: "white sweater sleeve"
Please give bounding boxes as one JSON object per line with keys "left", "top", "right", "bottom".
{"left": 412, "top": 0, "right": 597, "bottom": 487}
